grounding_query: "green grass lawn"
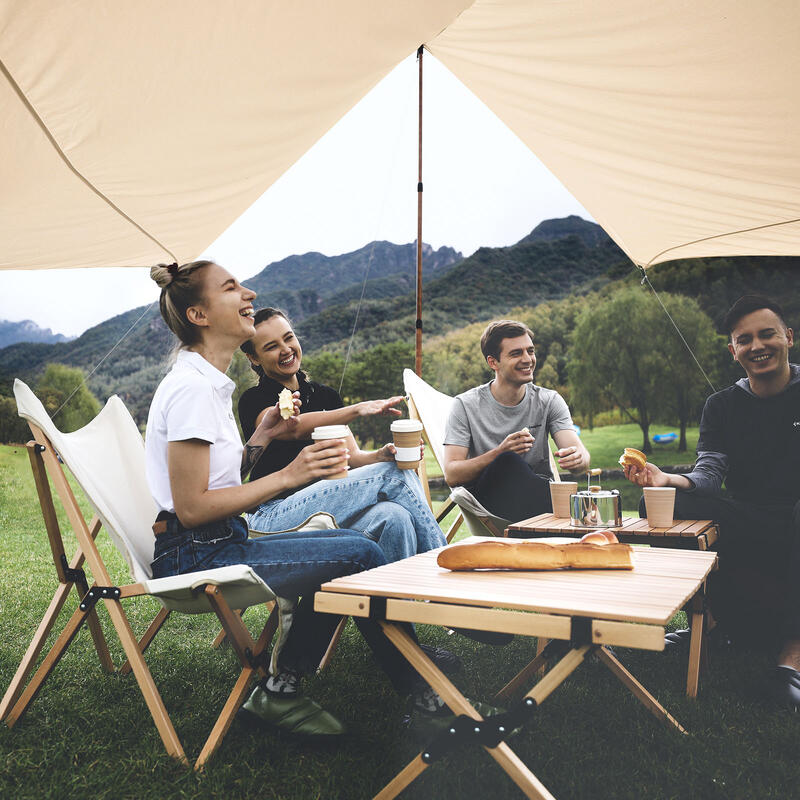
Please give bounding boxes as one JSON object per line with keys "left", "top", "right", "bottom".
{"left": 2, "top": 442, "right": 799, "bottom": 800}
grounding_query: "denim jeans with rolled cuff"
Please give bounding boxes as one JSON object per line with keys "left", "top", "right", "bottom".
{"left": 247, "top": 461, "right": 446, "bottom": 563}
{"left": 151, "top": 514, "right": 422, "bottom": 692}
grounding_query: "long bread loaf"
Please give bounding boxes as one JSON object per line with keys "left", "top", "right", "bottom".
{"left": 437, "top": 539, "right": 633, "bottom": 571}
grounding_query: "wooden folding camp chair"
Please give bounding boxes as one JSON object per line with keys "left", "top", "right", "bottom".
{"left": 403, "top": 369, "right": 561, "bottom": 541}
{"left": 0, "top": 380, "right": 333, "bottom": 769}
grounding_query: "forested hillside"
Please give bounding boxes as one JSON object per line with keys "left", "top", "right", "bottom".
{"left": 295, "top": 216, "right": 627, "bottom": 351}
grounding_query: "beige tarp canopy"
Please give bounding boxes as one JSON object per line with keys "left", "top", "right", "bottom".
{"left": 2, "top": 0, "right": 799, "bottom": 271}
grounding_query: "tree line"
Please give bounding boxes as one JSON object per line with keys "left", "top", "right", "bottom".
{"left": 3, "top": 285, "right": 796, "bottom": 455}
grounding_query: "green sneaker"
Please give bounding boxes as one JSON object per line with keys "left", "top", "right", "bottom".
{"left": 240, "top": 685, "right": 346, "bottom": 736}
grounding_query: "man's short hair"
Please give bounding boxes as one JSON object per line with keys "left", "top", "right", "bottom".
{"left": 480, "top": 320, "right": 534, "bottom": 361}
{"left": 722, "top": 295, "right": 788, "bottom": 339}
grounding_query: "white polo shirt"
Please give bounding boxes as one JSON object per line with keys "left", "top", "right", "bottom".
{"left": 145, "top": 350, "right": 243, "bottom": 514}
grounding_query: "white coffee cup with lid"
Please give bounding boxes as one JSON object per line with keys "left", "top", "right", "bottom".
{"left": 311, "top": 425, "right": 350, "bottom": 479}
{"left": 390, "top": 419, "right": 423, "bottom": 469}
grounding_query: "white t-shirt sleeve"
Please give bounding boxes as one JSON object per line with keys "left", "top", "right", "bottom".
{"left": 546, "top": 392, "right": 575, "bottom": 435}
{"left": 164, "top": 376, "right": 219, "bottom": 444}
{"left": 444, "top": 397, "right": 473, "bottom": 448}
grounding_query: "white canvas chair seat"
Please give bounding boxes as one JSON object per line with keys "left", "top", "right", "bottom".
{"left": 2, "top": 379, "right": 332, "bottom": 769}
{"left": 403, "top": 369, "right": 561, "bottom": 541}
{"left": 142, "top": 565, "right": 272, "bottom": 614}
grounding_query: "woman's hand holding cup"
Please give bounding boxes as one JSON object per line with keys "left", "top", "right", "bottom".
{"left": 285, "top": 438, "right": 349, "bottom": 487}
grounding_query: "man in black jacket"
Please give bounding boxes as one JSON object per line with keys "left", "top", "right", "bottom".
{"left": 623, "top": 295, "right": 800, "bottom": 705}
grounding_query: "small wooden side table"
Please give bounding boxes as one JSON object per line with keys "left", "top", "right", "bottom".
{"left": 506, "top": 513, "right": 718, "bottom": 551}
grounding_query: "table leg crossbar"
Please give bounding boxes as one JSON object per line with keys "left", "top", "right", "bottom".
{"left": 420, "top": 696, "right": 538, "bottom": 764}
{"left": 375, "top": 622, "right": 687, "bottom": 800}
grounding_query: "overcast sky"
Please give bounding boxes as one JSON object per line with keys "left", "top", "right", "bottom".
{"left": 0, "top": 53, "right": 592, "bottom": 338}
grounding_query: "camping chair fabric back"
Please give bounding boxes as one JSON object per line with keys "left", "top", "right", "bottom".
{"left": 14, "top": 379, "right": 158, "bottom": 583}
{"left": 402, "top": 368, "right": 454, "bottom": 468}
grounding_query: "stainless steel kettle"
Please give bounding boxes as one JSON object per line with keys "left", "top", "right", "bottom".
{"left": 570, "top": 468, "right": 622, "bottom": 528}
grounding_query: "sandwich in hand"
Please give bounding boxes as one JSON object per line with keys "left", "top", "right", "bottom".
{"left": 278, "top": 388, "right": 295, "bottom": 420}
{"left": 618, "top": 447, "right": 647, "bottom": 471}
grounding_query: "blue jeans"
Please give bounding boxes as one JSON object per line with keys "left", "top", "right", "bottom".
{"left": 247, "top": 461, "right": 446, "bottom": 562}
{"left": 151, "top": 516, "right": 421, "bottom": 691}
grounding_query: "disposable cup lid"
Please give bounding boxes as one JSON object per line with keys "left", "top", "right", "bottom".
{"left": 643, "top": 486, "right": 675, "bottom": 493}
{"left": 390, "top": 419, "right": 423, "bottom": 433}
{"left": 311, "top": 425, "right": 350, "bottom": 439}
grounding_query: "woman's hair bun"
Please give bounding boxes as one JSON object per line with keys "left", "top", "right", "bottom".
{"left": 150, "top": 262, "right": 180, "bottom": 289}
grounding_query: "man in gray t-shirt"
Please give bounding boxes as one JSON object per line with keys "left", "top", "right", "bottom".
{"left": 443, "top": 320, "right": 590, "bottom": 521}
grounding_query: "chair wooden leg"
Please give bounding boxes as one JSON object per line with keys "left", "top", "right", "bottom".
{"left": 445, "top": 512, "right": 464, "bottom": 543}
{"left": 119, "top": 607, "right": 172, "bottom": 676}
{"left": 317, "top": 616, "right": 346, "bottom": 672}
{"left": 435, "top": 498, "right": 456, "bottom": 524}
{"left": 1, "top": 582, "right": 72, "bottom": 720}
{"left": 194, "top": 589, "right": 280, "bottom": 769}
{"left": 4, "top": 603, "right": 89, "bottom": 726}
{"left": 211, "top": 607, "right": 249, "bottom": 650}
{"left": 3, "top": 466, "right": 112, "bottom": 719}
{"left": 81, "top": 518, "right": 115, "bottom": 673}
{"left": 194, "top": 666, "right": 256, "bottom": 771}
{"left": 101, "top": 597, "right": 187, "bottom": 762}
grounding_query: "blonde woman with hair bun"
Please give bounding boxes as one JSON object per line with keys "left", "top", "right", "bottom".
{"left": 144, "top": 261, "right": 445, "bottom": 736}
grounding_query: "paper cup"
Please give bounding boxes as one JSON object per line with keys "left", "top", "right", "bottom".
{"left": 549, "top": 481, "right": 578, "bottom": 518}
{"left": 643, "top": 486, "right": 676, "bottom": 528}
{"left": 311, "top": 425, "right": 350, "bottom": 479}
{"left": 390, "top": 419, "right": 423, "bottom": 469}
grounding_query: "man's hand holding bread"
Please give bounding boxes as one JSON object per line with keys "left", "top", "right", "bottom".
{"left": 620, "top": 446, "right": 670, "bottom": 487}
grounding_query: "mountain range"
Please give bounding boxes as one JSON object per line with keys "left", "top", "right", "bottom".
{"left": 0, "top": 319, "right": 74, "bottom": 349}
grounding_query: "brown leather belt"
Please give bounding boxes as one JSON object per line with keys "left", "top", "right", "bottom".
{"left": 152, "top": 511, "right": 179, "bottom": 536}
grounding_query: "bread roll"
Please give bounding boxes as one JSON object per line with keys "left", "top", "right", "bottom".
{"left": 278, "top": 388, "right": 295, "bottom": 420}
{"left": 437, "top": 539, "right": 633, "bottom": 571}
{"left": 618, "top": 447, "right": 647, "bottom": 470}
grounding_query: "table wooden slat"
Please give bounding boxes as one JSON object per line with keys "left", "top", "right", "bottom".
{"left": 320, "top": 539, "right": 716, "bottom": 627}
